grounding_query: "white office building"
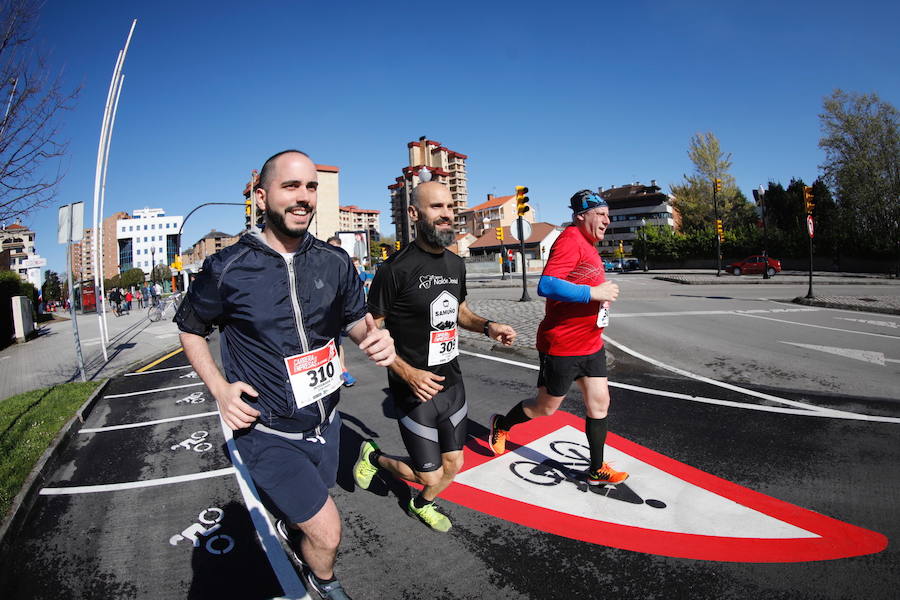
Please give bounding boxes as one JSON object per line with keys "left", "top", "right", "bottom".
{"left": 116, "top": 208, "right": 183, "bottom": 273}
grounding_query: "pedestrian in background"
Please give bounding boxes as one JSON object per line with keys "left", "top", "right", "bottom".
{"left": 327, "top": 235, "right": 357, "bottom": 388}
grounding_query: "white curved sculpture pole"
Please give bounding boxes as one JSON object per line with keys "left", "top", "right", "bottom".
{"left": 90, "top": 19, "right": 136, "bottom": 358}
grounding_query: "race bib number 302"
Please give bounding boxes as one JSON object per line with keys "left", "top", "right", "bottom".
{"left": 428, "top": 327, "right": 458, "bottom": 366}
{"left": 284, "top": 339, "right": 342, "bottom": 409}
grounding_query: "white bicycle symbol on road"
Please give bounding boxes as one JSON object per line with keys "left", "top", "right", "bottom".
{"left": 169, "top": 507, "right": 234, "bottom": 555}
{"left": 171, "top": 430, "right": 213, "bottom": 453}
{"left": 509, "top": 440, "right": 666, "bottom": 508}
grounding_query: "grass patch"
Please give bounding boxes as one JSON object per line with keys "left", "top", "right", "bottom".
{"left": 0, "top": 381, "right": 102, "bottom": 521}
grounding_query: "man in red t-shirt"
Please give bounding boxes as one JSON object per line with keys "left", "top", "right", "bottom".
{"left": 487, "top": 189, "right": 628, "bottom": 486}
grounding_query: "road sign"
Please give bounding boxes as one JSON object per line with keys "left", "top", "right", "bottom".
{"left": 807, "top": 215, "right": 815, "bottom": 238}
{"left": 518, "top": 217, "right": 532, "bottom": 241}
{"left": 446, "top": 411, "right": 886, "bottom": 562}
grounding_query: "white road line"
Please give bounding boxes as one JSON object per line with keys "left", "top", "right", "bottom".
{"left": 611, "top": 381, "right": 900, "bottom": 423}
{"left": 124, "top": 365, "right": 194, "bottom": 376}
{"left": 215, "top": 415, "right": 307, "bottom": 598}
{"left": 79, "top": 411, "right": 219, "bottom": 433}
{"left": 460, "top": 347, "right": 900, "bottom": 423}
{"left": 733, "top": 312, "right": 900, "bottom": 339}
{"left": 39, "top": 467, "right": 236, "bottom": 495}
{"left": 836, "top": 317, "right": 899, "bottom": 329}
{"left": 461, "top": 351, "right": 539, "bottom": 370}
{"left": 105, "top": 382, "right": 204, "bottom": 398}
{"left": 614, "top": 308, "right": 820, "bottom": 318}
{"left": 780, "top": 342, "right": 890, "bottom": 366}
{"left": 602, "top": 336, "right": 855, "bottom": 416}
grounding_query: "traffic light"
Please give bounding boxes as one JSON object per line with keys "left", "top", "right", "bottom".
{"left": 381, "top": 247, "right": 388, "bottom": 260}
{"left": 395, "top": 240, "right": 401, "bottom": 250}
{"left": 244, "top": 198, "right": 252, "bottom": 216}
{"left": 803, "top": 186, "right": 815, "bottom": 214}
{"left": 714, "top": 178, "right": 722, "bottom": 193}
{"left": 515, "top": 186, "right": 530, "bottom": 216}
{"left": 496, "top": 226, "right": 504, "bottom": 242}
{"left": 715, "top": 219, "right": 724, "bottom": 242}
{"left": 171, "top": 255, "right": 183, "bottom": 271}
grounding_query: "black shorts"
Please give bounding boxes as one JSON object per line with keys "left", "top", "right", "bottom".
{"left": 537, "top": 347, "right": 608, "bottom": 397}
{"left": 389, "top": 380, "right": 468, "bottom": 473}
{"left": 233, "top": 413, "right": 341, "bottom": 524}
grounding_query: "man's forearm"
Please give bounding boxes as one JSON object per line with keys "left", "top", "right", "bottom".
{"left": 180, "top": 332, "right": 228, "bottom": 396}
{"left": 457, "top": 301, "right": 488, "bottom": 333}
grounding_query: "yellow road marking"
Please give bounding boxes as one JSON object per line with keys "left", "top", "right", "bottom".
{"left": 134, "top": 347, "right": 184, "bottom": 373}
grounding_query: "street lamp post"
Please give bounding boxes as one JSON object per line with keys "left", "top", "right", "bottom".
{"left": 753, "top": 186, "right": 770, "bottom": 280}
{"left": 641, "top": 217, "right": 648, "bottom": 272}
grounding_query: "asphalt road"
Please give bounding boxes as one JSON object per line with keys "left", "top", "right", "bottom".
{"left": 1, "top": 275, "right": 897, "bottom": 599}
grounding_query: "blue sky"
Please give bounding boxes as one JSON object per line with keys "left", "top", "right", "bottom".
{"left": 19, "top": 0, "right": 900, "bottom": 276}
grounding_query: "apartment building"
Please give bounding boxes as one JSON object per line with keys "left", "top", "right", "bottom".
{"left": 115, "top": 208, "right": 183, "bottom": 274}
{"left": 72, "top": 211, "right": 132, "bottom": 282}
{"left": 0, "top": 220, "right": 45, "bottom": 288}
{"left": 339, "top": 205, "right": 381, "bottom": 241}
{"left": 387, "top": 137, "right": 469, "bottom": 242}
{"left": 599, "top": 181, "right": 679, "bottom": 254}
{"left": 459, "top": 193, "right": 536, "bottom": 238}
{"left": 183, "top": 229, "right": 239, "bottom": 266}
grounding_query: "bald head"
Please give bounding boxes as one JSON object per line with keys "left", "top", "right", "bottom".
{"left": 411, "top": 181, "right": 451, "bottom": 209}
{"left": 258, "top": 149, "right": 311, "bottom": 190}
{"left": 410, "top": 181, "right": 455, "bottom": 249}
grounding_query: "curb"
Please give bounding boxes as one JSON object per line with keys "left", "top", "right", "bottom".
{"left": 0, "top": 379, "right": 110, "bottom": 557}
{"left": 791, "top": 297, "right": 900, "bottom": 315}
{"left": 653, "top": 275, "right": 897, "bottom": 286}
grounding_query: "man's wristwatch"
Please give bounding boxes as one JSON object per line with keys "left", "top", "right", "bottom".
{"left": 483, "top": 320, "right": 493, "bottom": 336}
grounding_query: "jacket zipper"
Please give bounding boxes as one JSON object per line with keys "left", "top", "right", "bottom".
{"left": 285, "top": 253, "right": 327, "bottom": 427}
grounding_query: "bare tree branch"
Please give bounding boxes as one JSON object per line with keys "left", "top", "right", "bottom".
{"left": 0, "top": 0, "right": 80, "bottom": 223}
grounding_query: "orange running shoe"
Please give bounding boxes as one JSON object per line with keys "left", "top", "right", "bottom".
{"left": 586, "top": 462, "right": 629, "bottom": 486}
{"left": 488, "top": 414, "right": 509, "bottom": 456}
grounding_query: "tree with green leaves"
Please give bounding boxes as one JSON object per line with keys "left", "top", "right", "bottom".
{"left": 151, "top": 264, "right": 171, "bottom": 284}
{"left": 819, "top": 89, "right": 900, "bottom": 264}
{"left": 41, "top": 270, "right": 62, "bottom": 301}
{"left": 119, "top": 268, "right": 145, "bottom": 289}
{"left": 670, "top": 132, "right": 756, "bottom": 233}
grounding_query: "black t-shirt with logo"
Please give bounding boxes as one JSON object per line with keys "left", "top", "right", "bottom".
{"left": 368, "top": 243, "right": 467, "bottom": 388}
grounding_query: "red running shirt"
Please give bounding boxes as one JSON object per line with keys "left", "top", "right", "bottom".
{"left": 536, "top": 226, "right": 607, "bottom": 356}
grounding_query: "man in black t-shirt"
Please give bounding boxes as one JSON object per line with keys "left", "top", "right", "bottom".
{"left": 354, "top": 180, "right": 516, "bottom": 532}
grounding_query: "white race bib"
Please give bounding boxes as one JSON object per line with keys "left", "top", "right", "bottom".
{"left": 428, "top": 327, "right": 459, "bottom": 366}
{"left": 284, "top": 339, "right": 342, "bottom": 409}
{"left": 597, "top": 301, "right": 610, "bottom": 328}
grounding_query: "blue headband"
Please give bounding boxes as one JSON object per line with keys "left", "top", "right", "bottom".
{"left": 569, "top": 190, "right": 607, "bottom": 215}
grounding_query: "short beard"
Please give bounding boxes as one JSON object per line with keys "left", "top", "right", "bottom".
{"left": 418, "top": 216, "right": 454, "bottom": 248}
{"left": 266, "top": 205, "right": 313, "bottom": 239}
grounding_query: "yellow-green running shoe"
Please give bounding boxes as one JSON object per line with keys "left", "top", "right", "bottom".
{"left": 407, "top": 499, "right": 452, "bottom": 532}
{"left": 353, "top": 439, "right": 380, "bottom": 490}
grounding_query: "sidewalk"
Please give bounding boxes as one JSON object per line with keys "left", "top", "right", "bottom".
{"left": 0, "top": 304, "right": 182, "bottom": 401}
{"left": 649, "top": 271, "right": 900, "bottom": 315}
{"left": 467, "top": 270, "right": 900, "bottom": 317}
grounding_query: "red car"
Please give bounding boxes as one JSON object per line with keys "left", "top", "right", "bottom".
{"left": 726, "top": 255, "right": 782, "bottom": 277}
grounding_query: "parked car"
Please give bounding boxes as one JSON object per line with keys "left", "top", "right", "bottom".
{"left": 726, "top": 255, "right": 782, "bottom": 277}
{"left": 605, "top": 258, "right": 641, "bottom": 272}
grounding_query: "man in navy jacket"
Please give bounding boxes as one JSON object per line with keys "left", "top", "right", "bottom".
{"left": 176, "top": 150, "right": 394, "bottom": 600}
